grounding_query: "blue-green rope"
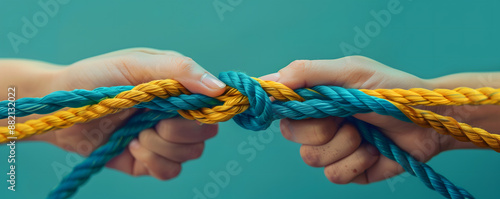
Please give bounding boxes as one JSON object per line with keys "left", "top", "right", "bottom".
{"left": 0, "top": 71, "right": 472, "bottom": 199}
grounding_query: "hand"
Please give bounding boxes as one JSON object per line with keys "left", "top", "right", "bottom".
{"left": 28, "top": 48, "right": 227, "bottom": 180}
{"left": 260, "top": 56, "right": 473, "bottom": 184}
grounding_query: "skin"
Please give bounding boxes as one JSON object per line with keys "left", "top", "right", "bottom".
{"left": 260, "top": 56, "right": 500, "bottom": 184}
{"left": 0, "top": 48, "right": 227, "bottom": 180}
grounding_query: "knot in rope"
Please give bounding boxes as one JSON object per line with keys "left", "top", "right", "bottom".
{"left": 4, "top": 71, "right": 500, "bottom": 199}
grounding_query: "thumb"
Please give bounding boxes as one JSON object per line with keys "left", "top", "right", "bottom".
{"left": 69, "top": 49, "right": 226, "bottom": 97}
{"left": 260, "top": 56, "right": 380, "bottom": 90}
{"left": 153, "top": 56, "right": 227, "bottom": 97}
{"left": 259, "top": 56, "right": 401, "bottom": 127}
{"left": 119, "top": 52, "right": 227, "bottom": 97}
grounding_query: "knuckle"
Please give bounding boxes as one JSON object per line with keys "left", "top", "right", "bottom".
{"left": 107, "top": 55, "right": 142, "bottom": 84}
{"left": 201, "top": 124, "right": 219, "bottom": 140}
{"left": 311, "top": 124, "right": 332, "bottom": 145}
{"left": 343, "top": 124, "right": 362, "bottom": 147}
{"left": 172, "top": 56, "right": 196, "bottom": 74}
{"left": 163, "top": 163, "right": 182, "bottom": 180}
{"left": 156, "top": 163, "right": 182, "bottom": 180}
{"left": 300, "top": 146, "right": 321, "bottom": 167}
{"left": 358, "top": 155, "right": 373, "bottom": 169}
{"left": 138, "top": 129, "right": 155, "bottom": 143}
{"left": 156, "top": 166, "right": 181, "bottom": 180}
{"left": 287, "top": 60, "right": 313, "bottom": 74}
{"left": 155, "top": 120, "right": 173, "bottom": 140}
{"left": 157, "top": 165, "right": 181, "bottom": 180}
{"left": 324, "top": 166, "right": 349, "bottom": 184}
{"left": 141, "top": 152, "right": 156, "bottom": 166}
{"left": 187, "top": 142, "right": 205, "bottom": 160}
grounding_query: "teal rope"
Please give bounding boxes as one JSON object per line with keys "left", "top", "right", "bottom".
{"left": 0, "top": 72, "right": 472, "bottom": 198}
{"left": 0, "top": 86, "right": 221, "bottom": 118}
{"left": 349, "top": 118, "right": 472, "bottom": 199}
{"left": 48, "top": 110, "right": 178, "bottom": 199}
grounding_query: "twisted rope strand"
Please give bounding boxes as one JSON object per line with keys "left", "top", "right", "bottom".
{"left": 360, "top": 87, "right": 500, "bottom": 106}
{"left": 48, "top": 115, "right": 474, "bottom": 199}
{"left": 6, "top": 85, "right": 498, "bottom": 119}
{"left": 0, "top": 84, "right": 407, "bottom": 140}
{"left": 350, "top": 118, "right": 473, "bottom": 199}
{"left": 47, "top": 110, "right": 178, "bottom": 199}
{"left": 0, "top": 79, "right": 190, "bottom": 141}
{"left": 0, "top": 86, "right": 133, "bottom": 119}
{"left": 0, "top": 72, "right": 480, "bottom": 198}
{"left": 2, "top": 76, "right": 499, "bottom": 152}
{"left": 392, "top": 103, "right": 500, "bottom": 151}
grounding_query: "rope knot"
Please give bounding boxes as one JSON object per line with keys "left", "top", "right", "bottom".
{"left": 218, "top": 71, "right": 274, "bottom": 130}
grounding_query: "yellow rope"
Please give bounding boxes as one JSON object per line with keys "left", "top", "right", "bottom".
{"left": 392, "top": 103, "right": 500, "bottom": 150}
{"left": 360, "top": 87, "right": 500, "bottom": 106}
{"left": 1, "top": 78, "right": 499, "bottom": 152}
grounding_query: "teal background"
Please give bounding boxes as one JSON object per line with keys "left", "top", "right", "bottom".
{"left": 1, "top": 0, "right": 499, "bottom": 198}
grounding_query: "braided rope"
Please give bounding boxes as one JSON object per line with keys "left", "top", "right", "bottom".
{"left": 350, "top": 118, "right": 472, "bottom": 199}
{"left": 48, "top": 114, "right": 473, "bottom": 199}
{"left": 44, "top": 71, "right": 474, "bottom": 199}
{"left": 48, "top": 110, "right": 178, "bottom": 199}
{"left": 4, "top": 85, "right": 498, "bottom": 119}
{"left": 360, "top": 87, "right": 500, "bottom": 106}
{"left": 1, "top": 71, "right": 493, "bottom": 198}
{"left": 392, "top": 103, "right": 500, "bottom": 150}
{"left": 0, "top": 86, "right": 132, "bottom": 118}
{"left": 2, "top": 76, "right": 499, "bottom": 151}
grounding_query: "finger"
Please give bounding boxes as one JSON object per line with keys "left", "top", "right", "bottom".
{"left": 260, "top": 56, "right": 385, "bottom": 89}
{"left": 52, "top": 108, "right": 138, "bottom": 156}
{"left": 352, "top": 155, "right": 404, "bottom": 184}
{"left": 155, "top": 117, "right": 218, "bottom": 144}
{"left": 280, "top": 117, "right": 341, "bottom": 145}
{"left": 106, "top": 147, "right": 150, "bottom": 177}
{"left": 323, "top": 143, "right": 380, "bottom": 184}
{"left": 300, "top": 123, "right": 362, "bottom": 167}
{"left": 129, "top": 139, "right": 182, "bottom": 180}
{"left": 114, "top": 54, "right": 226, "bottom": 97}
{"left": 138, "top": 128, "right": 205, "bottom": 162}
{"left": 73, "top": 49, "right": 226, "bottom": 97}
{"left": 260, "top": 57, "right": 414, "bottom": 129}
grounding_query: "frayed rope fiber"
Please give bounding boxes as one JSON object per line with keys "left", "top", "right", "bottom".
{"left": 3, "top": 71, "right": 498, "bottom": 198}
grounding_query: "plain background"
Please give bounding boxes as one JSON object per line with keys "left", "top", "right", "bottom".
{"left": 1, "top": 0, "right": 499, "bottom": 198}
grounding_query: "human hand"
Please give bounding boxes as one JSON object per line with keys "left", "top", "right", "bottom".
{"left": 29, "top": 48, "right": 226, "bottom": 180}
{"left": 260, "top": 56, "right": 469, "bottom": 184}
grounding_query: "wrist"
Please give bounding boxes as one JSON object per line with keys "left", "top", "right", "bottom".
{"left": 0, "top": 60, "right": 65, "bottom": 143}
{"left": 0, "top": 59, "right": 65, "bottom": 98}
{"left": 427, "top": 72, "right": 500, "bottom": 89}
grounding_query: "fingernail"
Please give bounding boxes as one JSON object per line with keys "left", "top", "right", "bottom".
{"left": 259, "top": 72, "right": 280, "bottom": 82}
{"left": 129, "top": 139, "right": 140, "bottom": 149}
{"left": 201, "top": 73, "right": 226, "bottom": 89}
{"left": 366, "top": 144, "right": 379, "bottom": 156}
